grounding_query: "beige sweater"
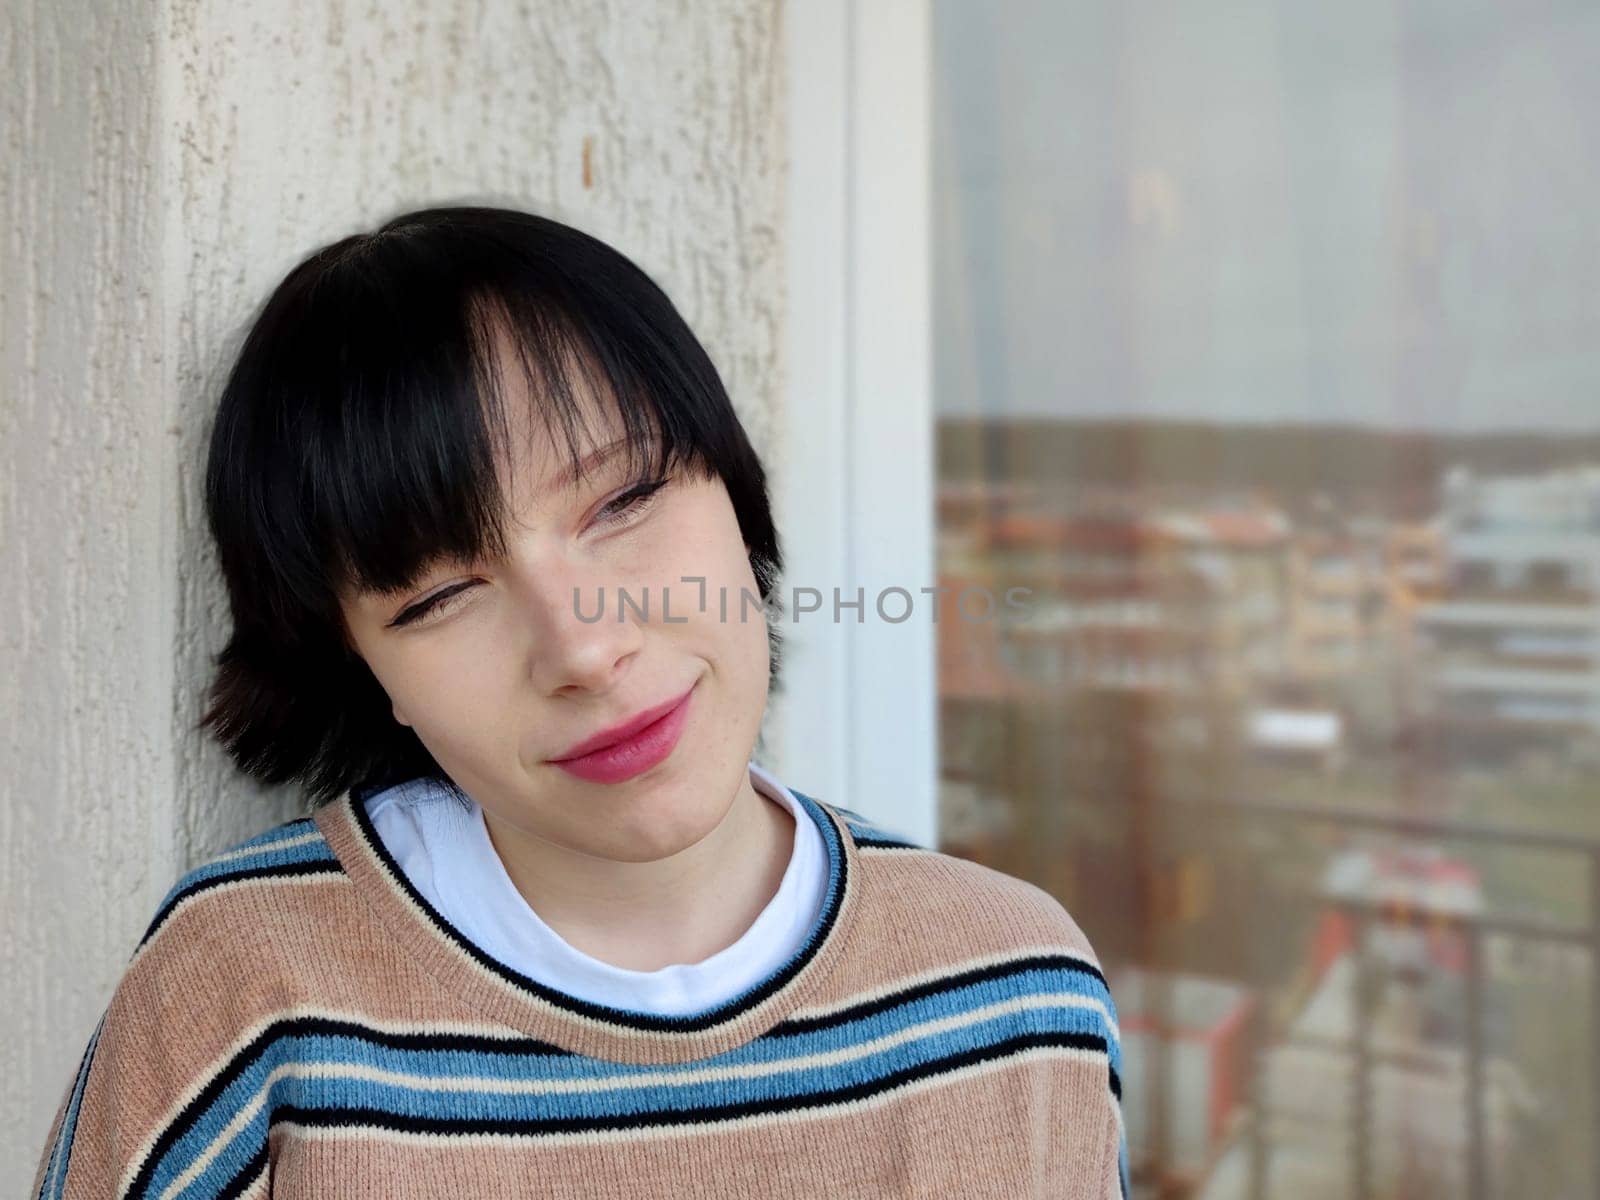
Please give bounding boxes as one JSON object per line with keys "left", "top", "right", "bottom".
{"left": 34, "top": 789, "right": 1128, "bottom": 1199}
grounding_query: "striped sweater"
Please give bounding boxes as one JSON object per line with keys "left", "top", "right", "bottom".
{"left": 34, "top": 787, "right": 1129, "bottom": 1199}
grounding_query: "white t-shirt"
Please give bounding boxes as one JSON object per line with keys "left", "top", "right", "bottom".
{"left": 364, "top": 760, "right": 830, "bottom": 1016}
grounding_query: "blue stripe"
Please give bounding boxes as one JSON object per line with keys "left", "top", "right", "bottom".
{"left": 216, "top": 818, "right": 318, "bottom": 853}
{"left": 139, "top": 960, "right": 1117, "bottom": 1196}
{"left": 818, "top": 801, "right": 923, "bottom": 849}
{"left": 762, "top": 960, "right": 1119, "bottom": 1066}
{"left": 37, "top": 1011, "right": 105, "bottom": 1200}
{"left": 150, "top": 1020, "right": 1111, "bottom": 1198}
{"left": 160, "top": 826, "right": 335, "bottom": 898}
{"left": 134, "top": 824, "right": 340, "bottom": 952}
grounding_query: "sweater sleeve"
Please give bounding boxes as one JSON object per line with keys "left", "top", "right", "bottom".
{"left": 29, "top": 1010, "right": 108, "bottom": 1200}
{"left": 30, "top": 928, "right": 273, "bottom": 1198}
{"left": 1099, "top": 1090, "right": 1130, "bottom": 1200}
{"left": 1087, "top": 934, "right": 1127, "bottom": 1198}
{"left": 30, "top": 986, "right": 171, "bottom": 1199}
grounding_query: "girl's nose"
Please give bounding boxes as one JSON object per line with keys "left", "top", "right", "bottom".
{"left": 512, "top": 557, "right": 648, "bottom": 698}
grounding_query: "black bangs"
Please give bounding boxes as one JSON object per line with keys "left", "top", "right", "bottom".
{"left": 211, "top": 210, "right": 717, "bottom": 635}
{"left": 199, "top": 206, "right": 784, "bottom": 806}
{"left": 309, "top": 274, "right": 699, "bottom": 619}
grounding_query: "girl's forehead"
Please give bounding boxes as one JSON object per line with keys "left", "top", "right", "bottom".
{"left": 478, "top": 316, "right": 628, "bottom": 494}
{"left": 491, "top": 383, "right": 630, "bottom": 514}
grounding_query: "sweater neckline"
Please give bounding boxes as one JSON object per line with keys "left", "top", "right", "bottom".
{"left": 312, "top": 778, "right": 864, "bottom": 1066}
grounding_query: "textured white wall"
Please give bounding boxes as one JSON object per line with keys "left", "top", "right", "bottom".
{"left": 2, "top": 0, "right": 786, "bottom": 1186}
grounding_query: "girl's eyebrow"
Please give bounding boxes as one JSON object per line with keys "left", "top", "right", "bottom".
{"left": 366, "top": 437, "right": 640, "bottom": 604}
{"left": 548, "top": 436, "right": 634, "bottom": 496}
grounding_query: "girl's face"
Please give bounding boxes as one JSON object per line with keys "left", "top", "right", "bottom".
{"left": 337, "top": 362, "right": 772, "bottom": 865}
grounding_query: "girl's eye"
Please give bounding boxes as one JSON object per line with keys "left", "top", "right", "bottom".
{"left": 393, "top": 580, "right": 476, "bottom": 628}
{"left": 593, "top": 477, "right": 668, "bottom": 529}
{"left": 390, "top": 479, "right": 668, "bottom": 629}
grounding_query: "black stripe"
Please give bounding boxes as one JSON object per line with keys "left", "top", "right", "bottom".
{"left": 853, "top": 834, "right": 925, "bottom": 850}
{"left": 828, "top": 805, "right": 923, "bottom": 850}
{"left": 768, "top": 952, "right": 1110, "bottom": 1037}
{"left": 215, "top": 1144, "right": 269, "bottom": 1200}
{"left": 37, "top": 1015, "right": 104, "bottom": 1200}
{"left": 135, "top": 861, "right": 345, "bottom": 952}
{"left": 348, "top": 789, "right": 851, "bottom": 1033}
{"left": 125, "top": 1016, "right": 566, "bottom": 1198}
{"left": 129, "top": 943, "right": 1113, "bottom": 1191}
{"left": 266, "top": 1029, "right": 1110, "bottom": 1140}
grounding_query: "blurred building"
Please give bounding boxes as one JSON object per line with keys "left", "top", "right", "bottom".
{"left": 1285, "top": 528, "right": 1387, "bottom": 680}
{"left": 1385, "top": 522, "right": 1449, "bottom": 608}
{"left": 934, "top": 498, "right": 1244, "bottom": 953}
{"left": 995, "top": 512, "right": 1222, "bottom": 696}
{"left": 1158, "top": 507, "right": 1293, "bottom": 687}
{"left": 1415, "top": 465, "right": 1600, "bottom": 763}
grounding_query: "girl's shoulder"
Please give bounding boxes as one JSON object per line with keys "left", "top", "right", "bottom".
{"left": 132, "top": 812, "right": 346, "bottom": 961}
{"left": 810, "top": 794, "right": 1110, "bottom": 985}
{"left": 814, "top": 799, "right": 926, "bottom": 851}
{"left": 35, "top": 813, "right": 356, "bottom": 1199}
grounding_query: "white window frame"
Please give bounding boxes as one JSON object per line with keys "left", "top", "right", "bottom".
{"left": 773, "top": 0, "right": 936, "bottom": 847}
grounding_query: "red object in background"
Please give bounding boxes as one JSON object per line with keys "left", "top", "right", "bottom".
{"left": 1311, "top": 847, "right": 1482, "bottom": 983}
{"left": 1116, "top": 968, "right": 1258, "bottom": 1175}
{"left": 1309, "top": 908, "right": 1353, "bottom": 982}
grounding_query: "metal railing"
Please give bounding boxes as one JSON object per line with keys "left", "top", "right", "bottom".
{"left": 1204, "top": 797, "right": 1600, "bottom": 1200}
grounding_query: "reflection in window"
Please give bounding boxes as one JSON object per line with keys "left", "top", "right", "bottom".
{"left": 931, "top": 2, "right": 1600, "bottom": 1196}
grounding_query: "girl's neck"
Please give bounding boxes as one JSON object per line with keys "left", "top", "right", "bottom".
{"left": 482, "top": 771, "right": 797, "bottom": 972}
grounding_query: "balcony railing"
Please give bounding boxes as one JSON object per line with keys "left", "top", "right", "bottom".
{"left": 1160, "top": 797, "right": 1600, "bottom": 1200}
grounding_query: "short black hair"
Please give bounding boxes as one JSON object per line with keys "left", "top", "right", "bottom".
{"left": 198, "top": 205, "right": 785, "bottom": 809}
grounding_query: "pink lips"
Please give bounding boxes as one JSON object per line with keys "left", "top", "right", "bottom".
{"left": 545, "top": 683, "right": 696, "bottom": 784}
